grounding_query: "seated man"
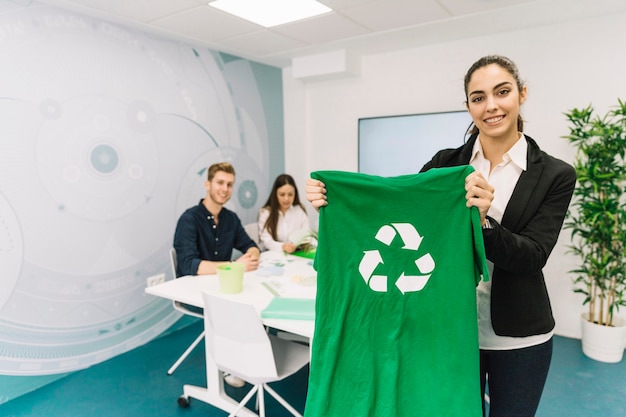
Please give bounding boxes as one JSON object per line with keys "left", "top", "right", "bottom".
{"left": 173, "top": 161, "right": 260, "bottom": 388}
{"left": 174, "top": 161, "right": 260, "bottom": 276}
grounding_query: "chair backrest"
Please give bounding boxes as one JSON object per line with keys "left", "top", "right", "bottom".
{"left": 202, "top": 292, "right": 278, "bottom": 382}
{"left": 169, "top": 248, "right": 179, "bottom": 279}
{"left": 243, "top": 222, "right": 259, "bottom": 244}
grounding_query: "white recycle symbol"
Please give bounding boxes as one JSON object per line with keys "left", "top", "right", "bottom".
{"left": 358, "top": 223, "right": 435, "bottom": 294}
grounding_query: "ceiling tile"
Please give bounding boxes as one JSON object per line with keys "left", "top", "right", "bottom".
{"left": 340, "top": 0, "right": 450, "bottom": 31}
{"left": 61, "top": 0, "right": 203, "bottom": 22}
{"left": 438, "top": 0, "right": 535, "bottom": 16}
{"left": 218, "top": 30, "right": 307, "bottom": 58}
{"left": 272, "top": 12, "right": 371, "bottom": 44}
{"left": 320, "top": 0, "right": 383, "bottom": 10}
{"left": 151, "top": 6, "right": 260, "bottom": 41}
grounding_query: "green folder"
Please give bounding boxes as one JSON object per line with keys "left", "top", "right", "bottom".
{"left": 292, "top": 248, "right": 316, "bottom": 259}
{"left": 261, "top": 297, "right": 315, "bottom": 320}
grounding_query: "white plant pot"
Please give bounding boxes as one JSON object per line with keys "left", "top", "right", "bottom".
{"left": 580, "top": 313, "right": 626, "bottom": 363}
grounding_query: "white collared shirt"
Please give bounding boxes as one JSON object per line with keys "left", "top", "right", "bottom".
{"left": 258, "top": 205, "right": 311, "bottom": 252}
{"left": 470, "top": 134, "right": 553, "bottom": 350}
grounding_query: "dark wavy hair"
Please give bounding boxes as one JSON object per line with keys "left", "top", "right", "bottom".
{"left": 261, "top": 174, "right": 306, "bottom": 240}
{"left": 463, "top": 55, "right": 525, "bottom": 137}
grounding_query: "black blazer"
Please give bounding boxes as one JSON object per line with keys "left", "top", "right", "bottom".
{"left": 421, "top": 134, "right": 576, "bottom": 337}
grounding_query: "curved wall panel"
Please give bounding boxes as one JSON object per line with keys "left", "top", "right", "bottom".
{"left": 0, "top": 1, "right": 283, "bottom": 397}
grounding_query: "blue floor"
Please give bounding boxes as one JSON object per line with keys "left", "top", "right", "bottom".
{"left": 538, "top": 336, "right": 626, "bottom": 417}
{"left": 1, "top": 320, "right": 624, "bottom": 416}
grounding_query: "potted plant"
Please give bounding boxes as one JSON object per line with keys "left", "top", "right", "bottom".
{"left": 563, "top": 99, "right": 626, "bottom": 363}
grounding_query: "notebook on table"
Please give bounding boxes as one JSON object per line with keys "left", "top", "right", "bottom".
{"left": 261, "top": 297, "right": 315, "bottom": 320}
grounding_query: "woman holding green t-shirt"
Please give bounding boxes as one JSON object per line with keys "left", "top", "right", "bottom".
{"left": 305, "top": 55, "right": 576, "bottom": 417}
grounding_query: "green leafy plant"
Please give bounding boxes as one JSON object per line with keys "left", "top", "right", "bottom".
{"left": 563, "top": 99, "right": 626, "bottom": 326}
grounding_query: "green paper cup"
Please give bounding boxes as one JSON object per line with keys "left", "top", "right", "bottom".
{"left": 217, "top": 263, "right": 244, "bottom": 294}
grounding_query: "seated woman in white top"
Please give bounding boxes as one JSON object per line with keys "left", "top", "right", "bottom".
{"left": 258, "top": 174, "right": 311, "bottom": 253}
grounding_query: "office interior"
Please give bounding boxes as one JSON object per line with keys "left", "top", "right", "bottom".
{"left": 1, "top": 0, "right": 625, "bottom": 413}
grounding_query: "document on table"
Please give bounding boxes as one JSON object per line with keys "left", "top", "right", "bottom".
{"left": 261, "top": 275, "right": 316, "bottom": 299}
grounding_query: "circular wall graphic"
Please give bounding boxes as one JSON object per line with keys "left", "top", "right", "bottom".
{"left": 0, "top": 5, "right": 272, "bottom": 375}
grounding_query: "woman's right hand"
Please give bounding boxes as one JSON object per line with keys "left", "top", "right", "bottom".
{"left": 464, "top": 171, "right": 494, "bottom": 226}
{"left": 305, "top": 178, "right": 328, "bottom": 210}
{"left": 282, "top": 242, "right": 298, "bottom": 254}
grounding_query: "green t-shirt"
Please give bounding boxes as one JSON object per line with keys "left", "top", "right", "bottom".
{"left": 304, "top": 166, "right": 488, "bottom": 417}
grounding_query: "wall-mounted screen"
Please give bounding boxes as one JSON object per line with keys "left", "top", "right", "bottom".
{"left": 358, "top": 110, "right": 472, "bottom": 177}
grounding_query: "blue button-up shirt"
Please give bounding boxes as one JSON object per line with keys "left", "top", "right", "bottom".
{"left": 173, "top": 199, "right": 258, "bottom": 276}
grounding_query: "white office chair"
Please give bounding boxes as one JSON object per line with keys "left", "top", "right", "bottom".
{"left": 243, "top": 222, "right": 259, "bottom": 245}
{"left": 200, "top": 292, "right": 310, "bottom": 417}
{"left": 167, "top": 248, "right": 205, "bottom": 376}
{"left": 230, "top": 223, "right": 260, "bottom": 261}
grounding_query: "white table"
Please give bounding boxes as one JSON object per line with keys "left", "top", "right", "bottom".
{"left": 145, "top": 252, "right": 316, "bottom": 416}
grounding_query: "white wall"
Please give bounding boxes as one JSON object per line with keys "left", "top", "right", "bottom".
{"left": 283, "top": 12, "right": 626, "bottom": 339}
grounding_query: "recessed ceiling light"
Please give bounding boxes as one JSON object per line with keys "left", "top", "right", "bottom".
{"left": 209, "top": 0, "right": 332, "bottom": 27}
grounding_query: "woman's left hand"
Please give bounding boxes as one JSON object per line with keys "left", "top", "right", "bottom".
{"left": 465, "top": 171, "right": 494, "bottom": 226}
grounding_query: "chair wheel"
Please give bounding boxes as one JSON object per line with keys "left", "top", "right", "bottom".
{"left": 177, "top": 395, "right": 190, "bottom": 408}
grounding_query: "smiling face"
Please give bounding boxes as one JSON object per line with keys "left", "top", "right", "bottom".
{"left": 276, "top": 183, "right": 295, "bottom": 212}
{"left": 205, "top": 170, "right": 235, "bottom": 207}
{"left": 465, "top": 62, "right": 527, "bottom": 144}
